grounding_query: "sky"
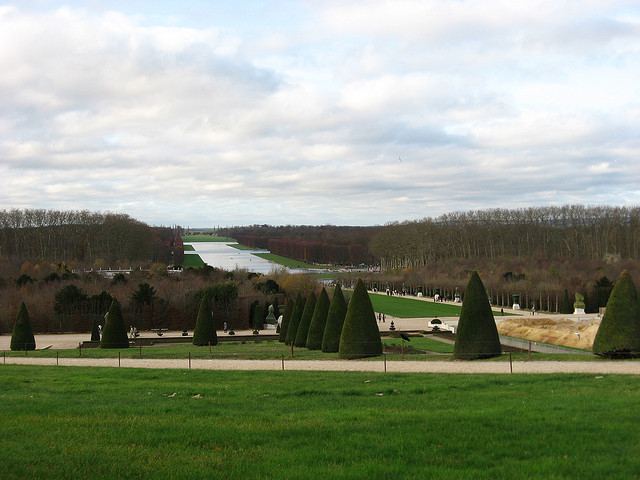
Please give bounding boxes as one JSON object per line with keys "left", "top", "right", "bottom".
{"left": 1, "top": 1, "right": 639, "bottom": 227}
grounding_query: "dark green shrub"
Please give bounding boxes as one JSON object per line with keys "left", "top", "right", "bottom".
{"left": 322, "top": 284, "right": 348, "bottom": 353}
{"left": 278, "top": 301, "right": 294, "bottom": 343}
{"left": 91, "top": 318, "right": 100, "bottom": 342}
{"left": 284, "top": 293, "right": 305, "bottom": 345}
{"left": 193, "top": 295, "right": 219, "bottom": 346}
{"left": 559, "top": 289, "right": 573, "bottom": 314}
{"left": 10, "top": 302, "right": 36, "bottom": 351}
{"left": 295, "top": 292, "right": 316, "bottom": 348}
{"left": 100, "top": 298, "right": 129, "bottom": 349}
{"left": 306, "top": 288, "right": 330, "bottom": 350}
{"left": 592, "top": 271, "right": 640, "bottom": 358}
{"left": 252, "top": 303, "right": 265, "bottom": 331}
{"left": 454, "top": 271, "right": 501, "bottom": 360}
{"left": 339, "top": 279, "right": 382, "bottom": 359}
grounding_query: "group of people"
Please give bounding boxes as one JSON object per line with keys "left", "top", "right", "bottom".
{"left": 129, "top": 326, "right": 139, "bottom": 338}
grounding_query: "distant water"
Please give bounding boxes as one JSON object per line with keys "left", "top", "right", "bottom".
{"left": 184, "top": 242, "right": 335, "bottom": 275}
{"left": 184, "top": 242, "right": 278, "bottom": 274}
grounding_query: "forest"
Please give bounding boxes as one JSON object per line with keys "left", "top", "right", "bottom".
{"left": 2, "top": 205, "right": 640, "bottom": 334}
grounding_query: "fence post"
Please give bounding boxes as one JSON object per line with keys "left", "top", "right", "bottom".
{"left": 384, "top": 354, "right": 387, "bottom": 372}
{"left": 528, "top": 341, "right": 532, "bottom": 361}
{"left": 189, "top": 352, "right": 191, "bottom": 370}
{"left": 281, "top": 354, "right": 284, "bottom": 371}
{"left": 290, "top": 342, "right": 294, "bottom": 359}
{"left": 79, "top": 342, "right": 82, "bottom": 357}
{"left": 139, "top": 341, "right": 142, "bottom": 358}
{"left": 509, "top": 352, "right": 513, "bottom": 373}
{"left": 209, "top": 342, "right": 212, "bottom": 358}
{"left": 57, "top": 350, "right": 59, "bottom": 366}
{"left": 119, "top": 351, "right": 121, "bottom": 368}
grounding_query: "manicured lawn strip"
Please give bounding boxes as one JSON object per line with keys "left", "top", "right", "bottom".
{"left": 181, "top": 235, "right": 236, "bottom": 242}
{"left": 1, "top": 341, "right": 610, "bottom": 362}
{"left": 227, "top": 243, "right": 259, "bottom": 250}
{"left": 182, "top": 253, "right": 206, "bottom": 268}
{"left": 383, "top": 336, "right": 455, "bottom": 354}
{"left": 1, "top": 365, "right": 639, "bottom": 480}
{"left": 368, "top": 293, "right": 463, "bottom": 318}
{"left": 253, "top": 252, "right": 342, "bottom": 269}
{"left": 183, "top": 244, "right": 195, "bottom": 251}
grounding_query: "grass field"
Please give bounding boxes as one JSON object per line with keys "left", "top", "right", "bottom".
{"left": 181, "top": 235, "right": 236, "bottom": 242}
{"left": 183, "top": 244, "right": 196, "bottom": 251}
{"left": 368, "top": 293, "right": 463, "bottom": 318}
{"left": 182, "top": 254, "right": 206, "bottom": 268}
{"left": 1, "top": 365, "right": 638, "bottom": 479}
{"left": 253, "top": 252, "right": 342, "bottom": 269}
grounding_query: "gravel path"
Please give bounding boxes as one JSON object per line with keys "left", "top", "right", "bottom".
{"left": 4, "top": 356, "right": 640, "bottom": 374}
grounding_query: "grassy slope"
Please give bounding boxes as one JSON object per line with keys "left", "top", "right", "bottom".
{"left": 181, "top": 235, "right": 235, "bottom": 242}
{"left": 368, "top": 293, "right": 463, "bottom": 318}
{"left": 1, "top": 365, "right": 639, "bottom": 479}
{"left": 253, "top": 252, "right": 342, "bottom": 269}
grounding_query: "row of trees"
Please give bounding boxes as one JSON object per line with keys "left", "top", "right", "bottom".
{"left": 278, "top": 281, "right": 382, "bottom": 358}
{"left": 370, "top": 205, "right": 640, "bottom": 270}
{"left": 0, "top": 209, "right": 183, "bottom": 266}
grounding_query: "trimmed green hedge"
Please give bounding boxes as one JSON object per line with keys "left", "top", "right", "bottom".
{"left": 306, "top": 288, "right": 330, "bottom": 350}
{"left": 100, "top": 298, "right": 129, "bottom": 349}
{"left": 339, "top": 279, "right": 382, "bottom": 359}
{"left": 592, "top": 270, "right": 640, "bottom": 358}
{"left": 278, "top": 301, "right": 294, "bottom": 343}
{"left": 322, "top": 284, "right": 347, "bottom": 353}
{"left": 193, "top": 295, "right": 219, "bottom": 346}
{"left": 294, "top": 292, "right": 316, "bottom": 348}
{"left": 284, "top": 293, "right": 305, "bottom": 345}
{"left": 454, "top": 271, "right": 501, "bottom": 360}
{"left": 10, "top": 302, "right": 36, "bottom": 351}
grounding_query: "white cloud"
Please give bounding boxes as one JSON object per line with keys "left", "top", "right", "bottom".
{"left": 0, "top": 1, "right": 639, "bottom": 226}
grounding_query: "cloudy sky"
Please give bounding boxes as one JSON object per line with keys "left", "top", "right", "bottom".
{"left": 1, "top": 1, "right": 639, "bottom": 227}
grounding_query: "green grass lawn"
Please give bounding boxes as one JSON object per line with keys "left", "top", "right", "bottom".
{"left": 253, "top": 252, "right": 342, "bottom": 269}
{"left": 227, "top": 243, "right": 259, "bottom": 250}
{"left": 182, "top": 235, "right": 236, "bottom": 242}
{"left": 1, "top": 365, "right": 638, "bottom": 479}
{"left": 182, "top": 254, "right": 206, "bottom": 268}
{"left": 368, "top": 293, "right": 463, "bottom": 318}
{"left": 183, "top": 244, "right": 196, "bottom": 251}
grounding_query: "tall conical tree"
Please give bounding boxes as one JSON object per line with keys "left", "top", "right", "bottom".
{"left": 322, "top": 284, "right": 348, "bottom": 352}
{"left": 593, "top": 270, "right": 640, "bottom": 358}
{"left": 252, "top": 303, "right": 264, "bottom": 331}
{"left": 193, "top": 294, "right": 218, "bottom": 346}
{"left": 306, "top": 288, "right": 330, "bottom": 350}
{"left": 295, "top": 292, "right": 316, "bottom": 348}
{"left": 339, "top": 279, "right": 382, "bottom": 358}
{"left": 100, "top": 298, "right": 129, "bottom": 348}
{"left": 10, "top": 302, "right": 36, "bottom": 351}
{"left": 559, "top": 289, "right": 573, "bottom": 314}
{"left": 278, "top": 300, "right": 294, "bottom": 343}
{"left": 454, "top": 271, "right": 501, "bottom": 359}
{"left": 285, "top": 293, "right": 305, "bottom": 345}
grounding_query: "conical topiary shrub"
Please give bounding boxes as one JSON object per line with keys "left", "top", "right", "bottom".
{"left": 252, "top": 303, "right": 264, "bottom": 332}
{"left": 306, "top": 288, "right": 330, "bottom": 350}
{"left": 322, "top": 284, "right": 347, "bottom": 353}
{"left": 10, "top": 302, "right": 36, "bottom": 351}
{"left": 91, "top": 317, "right": 101, "bottom": 342}
{"left": 285, "top": 293, "right": 305, "bottom": 345}
{"left": 454, "top": 271, "right": 501, "bottom": 360}
{"left": 592, "top": 270, "right": 640, "bottom": 358}
{"left": 559, "top": 289, "right": 573, "bottom": 314}
{"left": 100, "top": 298, "right": 129, "bottom": 348}
{"left": 278, "top": 300, "right": 294, "bottom": 343}
{"left": 339, "top": 279, "right": 382, "bottom": 359}
{"left": 193, "top": 294, "right": 219, "bottom": 346}
{"left": 295, "top": 292, "right": 316, "bottom": 348}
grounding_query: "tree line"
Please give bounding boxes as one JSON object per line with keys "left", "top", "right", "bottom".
{"left": 0, "top": 209, "right": 183, "bottom": 266}
{"left": 370, "top": 205, "right": 640, "bottom": 270}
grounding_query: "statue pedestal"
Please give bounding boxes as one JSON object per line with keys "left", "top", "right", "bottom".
{"left": 573, "top": 308, "right": 585, "bottom": 315}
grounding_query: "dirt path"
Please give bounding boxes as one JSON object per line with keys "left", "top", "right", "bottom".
{"left": 3, "top": 356, "right": 640, "bottom": 374}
